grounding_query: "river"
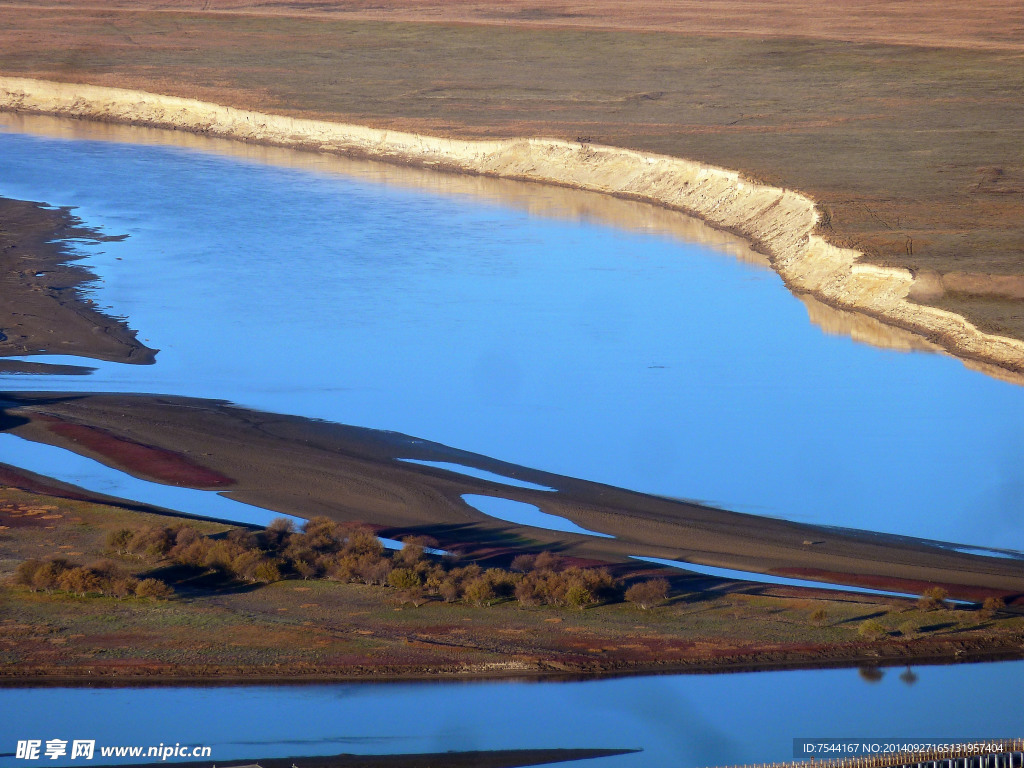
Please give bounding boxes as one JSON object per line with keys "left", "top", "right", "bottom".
{"left": 0, "top": 114, "right": 1022, "bottom": 766}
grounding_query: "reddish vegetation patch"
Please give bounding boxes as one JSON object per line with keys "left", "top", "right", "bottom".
{"left": 40, "top": 418, "right": 235, "bottom": 488}
{"left": 775, "top": 567, "right": 1013, "bottom": 602}
{"left": 0, "top": 499, "right": 63, "bottom": 528}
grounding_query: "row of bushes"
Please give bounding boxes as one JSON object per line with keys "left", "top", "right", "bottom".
{"left": 13, "top": 557, "right": 173, "bottom": 599}
{"left": 104, "top": 517, "right": 673, "bottom": 610}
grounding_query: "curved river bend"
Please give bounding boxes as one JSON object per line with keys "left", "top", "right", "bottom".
{"left": 1, "top": 118, "right": 1023, "bottom": 549}
{"left": 1, "top": 116, "right": 1023, "bottom": 767}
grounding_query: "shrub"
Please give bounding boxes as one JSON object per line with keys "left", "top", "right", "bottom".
{"left": 394, "top": 538, "right": 427, "bottom": 568}
{"left": 110, "top": 576, "right": 141, "bottom": 598}
{"left": 135, "top": 578, "right": 174, "bottom": 599}
{"left": 980, "top": 596, "right": 1006, "bottom": 619}
{"left": 262, "top": 517, "right": 295, "bottom": 549}
{"left": 31, "top": 558, "right": 72, "bottom": 593}
{"left": 302, "top": 516, "right": 342, "bottom": 552}
{"left": 533, "top": 551, "right": 561, "bottom": 573}
{"left": 58, "top": 566, "right": 103, "bottom": 597}
{"left": 231, "top": 550, "right": 267, "bottom": 582}
{"left": 515, "top": 577, "right": 544, "bottom": 606}
{"left": 292, "top": 559, "right": 320, "bottom": 581}
{"left": 130, "top": 526, "right": 176, "bottom": 558}
{"left": 463, "top": 577, "right": 496, "bottom": 607}
{"left": 106, "top": 528, "right": 135, "bottom": 555}
{"left": 171, "top": 536, "right": 212, "bottom": 567}
{"left": 343, "top": 526, "right": 384, "bottom": 557}
{"left": 917, "top": 586, "right": 948, "bottom": 611}
{"left": 858, "top": 619, "right": 888, "bottom": 640}
{"left": 564, "top": 582, "right": 594, "bottom": 609}
{"left": 510, "top": 554, "right": 537, "bottom": 573}
{"left": 388, "top": 567, "right": 423, "bottom": 590}
{"left": 624, "top": 578, "right": 670, "bottom": 610}
{"left": 252, "top": 560, "right": 282, "bottom": 584}
{"left": 898, "top": 620, "right": 919, "bottom": 639}
{"left": 810, "top": 607, "right": 828, "bottom": 626}
{"left": 357, "top": 557, "right": 392, "bottom": 586}
{"left": 13, "top": 559, "right": 43, "bottom": 589}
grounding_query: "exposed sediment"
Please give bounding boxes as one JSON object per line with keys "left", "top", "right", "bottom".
{"left": 1, "top": 75, "right": 1023, "bottom": 377}
{"left": 0, "top": 195, "right": 157, "bottom": 365}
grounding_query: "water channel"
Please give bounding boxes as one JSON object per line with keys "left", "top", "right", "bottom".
{"left": 0, "top": 114, "right": 1022, "bottom": 766}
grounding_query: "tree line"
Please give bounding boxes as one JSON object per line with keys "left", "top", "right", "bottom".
{"left": 10, "top": 516, "right": 672, "bottom": 609}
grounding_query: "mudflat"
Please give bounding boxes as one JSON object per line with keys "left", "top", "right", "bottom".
{"left": 0, "top": 198, "right": 155, "bottom": 364}
{"left": 5, "top": 391, "right": 1024, "bottom": 601}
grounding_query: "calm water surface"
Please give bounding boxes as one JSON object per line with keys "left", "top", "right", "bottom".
{"left": 1, "top": 126, "right": 1022, "bottom": 550}
{"left": 1, "top": 121, "right": 1023, "bottom": 765}
{"left": 1, "top": 662, "right": 1022, "bottom": 768}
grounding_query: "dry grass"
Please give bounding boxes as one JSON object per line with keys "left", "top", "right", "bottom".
{"left": 3, "top": 486, "right": 1023, "bottom": 679}
{"left": 0, "top": 4, "right": 1022, "bottom": 338}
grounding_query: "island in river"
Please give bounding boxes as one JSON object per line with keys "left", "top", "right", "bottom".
{"left": 2, "top": 199, "right": 1024, "bottom": 683}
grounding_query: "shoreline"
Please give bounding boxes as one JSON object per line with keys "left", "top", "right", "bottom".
{"left": 1, "top": 76, "right": 1023, "bottom": 380}
{"left": 7, "top": 391, "right": 1024, "bottom": 600}
{"left": 2, "top": 634, "right": 1023, "bottom": 685}
{"left": 0, "top": 196, "right": 156, "bottom": 365}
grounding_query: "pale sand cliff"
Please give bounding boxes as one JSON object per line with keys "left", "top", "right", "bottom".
{"left": 2, "top": 75, "right": 1024, "bottom": 377}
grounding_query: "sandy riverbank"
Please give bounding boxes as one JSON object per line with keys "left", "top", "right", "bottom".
{"left": 1, "top": 76, "right": 1024, "bottom": 379}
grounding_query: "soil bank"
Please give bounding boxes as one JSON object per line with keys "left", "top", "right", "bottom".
{"left": 1, "top": 77, "right": 1023, "bottom": 379}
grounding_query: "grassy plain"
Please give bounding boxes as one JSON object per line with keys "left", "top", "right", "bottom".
{"left": 3, "top": 483, "right": 1024, "bottom": 681}
{"left": 1, "top": 1, "right": 1022, "bottom": 339}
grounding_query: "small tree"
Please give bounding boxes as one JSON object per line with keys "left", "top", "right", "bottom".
{"left": 13, "top": 559, "right": 43, "bottom": 589}
{"left": 624, "top": 578, "right": 670, "bottom": 610}
{"left": 980, "top": 596, "right": 1006, "bottom": 619}
{"left": 32, "top": 558, "right": 71, "bottom": 594}
{"left": 917, "top": 586, "right": 948, "bottom": 612}
{"left": 510, "top": 554, "right": 537, "bottom": 573}
{"left": 439, "top": 577, "right": 462, "bottom": 603}
{"left": 135, "top": 578, "right": 174, "bottom": 599}
{"left": 106, "top": 528, "right": 135, "bottom": 555}
{"left": 463, "top": 577, "right": 496, "bottom": 607}
{"left": 58, "top": 567, "right": 103, "bottom": 597}
{"left": 810, "top": 607, "right": 828, "bottom": 626}
{"left": 388, "top": 567, "right": 422, "bottom": 590}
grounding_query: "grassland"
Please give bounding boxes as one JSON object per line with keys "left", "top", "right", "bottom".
{"left": 3, "top": 483, "right": 1024, "bottom": 681}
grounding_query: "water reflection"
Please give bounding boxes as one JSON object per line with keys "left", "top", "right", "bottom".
{"left": 1, "top": 123, "right": 1023, "bottom": 551}
{"left": 1, "top": 662, "right": 1021, "bottom": 768}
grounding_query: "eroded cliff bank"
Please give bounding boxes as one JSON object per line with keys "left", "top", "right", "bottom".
{"left": 2, "top": 75, "right": 1023, "bottom": 378}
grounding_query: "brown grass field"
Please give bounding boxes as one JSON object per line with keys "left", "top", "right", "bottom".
{"left": 0, "top": 1, "right": 1022, "bottom": 339}
{"left": 4, "top": 484, "right": 1024, "bottom": 681}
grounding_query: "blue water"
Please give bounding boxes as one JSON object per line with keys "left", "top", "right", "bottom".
{"left": 1, "top": 662, "right": 1021, "bottom": 768}
{"left": 1, "top": 126, "right": 1022, "bottom": 551}
{"left": 1, "top": 119, "right": 1023, "bottom": 766}
{"left": 463, "top": 493, "right": 615, "bottom": 537}
{"left": 397, "top": 459, "right": 557, "bottom": 491}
